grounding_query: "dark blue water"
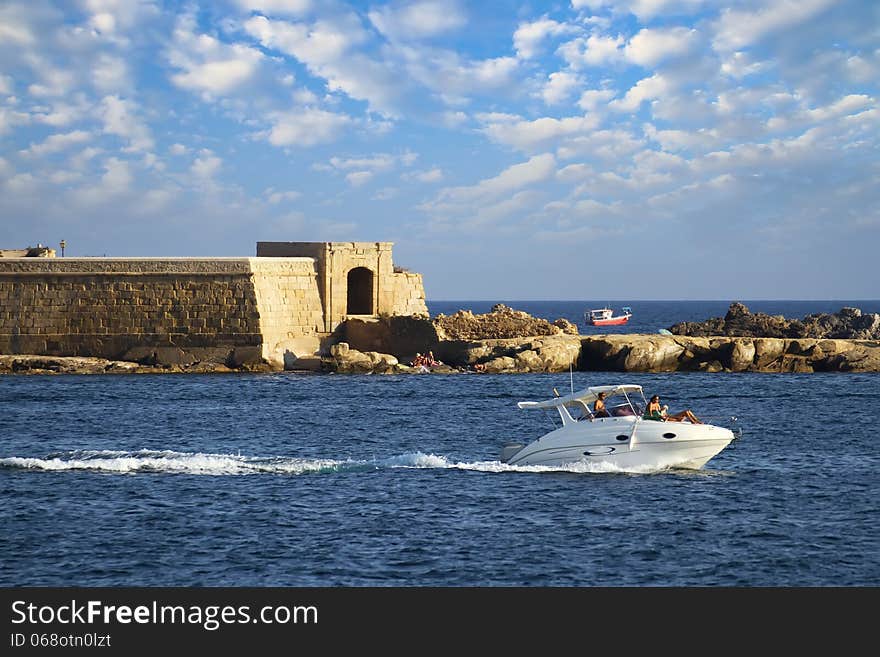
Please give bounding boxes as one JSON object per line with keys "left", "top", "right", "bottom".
{"left": 1, "top": 301, "right": 879, "bottom": 586}
{"left": 428, "top": 299, "right": 880, "bottom": 334}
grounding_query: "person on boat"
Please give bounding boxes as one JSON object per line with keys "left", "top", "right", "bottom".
{"left": 593, "top": 392, "right": 610, "bottom": 418}
{"left": 644, "top": 395, "right": 702, "bottom": 424}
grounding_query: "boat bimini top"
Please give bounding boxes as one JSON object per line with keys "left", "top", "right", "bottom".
{"left": 517, "top": 384, "right": 646, "bottom": 426}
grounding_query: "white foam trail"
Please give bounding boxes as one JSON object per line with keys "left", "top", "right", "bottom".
{"left": 378, "top": 451, "right": 672, "bottom": 475}
{"left": 0, "top": 449, "right": 346, "bottom": 476}
{"left": 0, "top": 449, "right": 678, "bottom": 476}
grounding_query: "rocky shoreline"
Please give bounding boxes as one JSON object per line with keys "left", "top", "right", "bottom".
{"left": 3, "top": 303, "right": 879, "bottom": 375}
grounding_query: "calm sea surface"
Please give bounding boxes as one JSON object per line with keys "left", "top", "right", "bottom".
{"left": 1, "top": 301, "right": 878, "bottom": 586}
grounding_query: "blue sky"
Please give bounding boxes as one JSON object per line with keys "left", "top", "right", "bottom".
{"left": 1, "top": 0, "right": 877, "bottom": 300}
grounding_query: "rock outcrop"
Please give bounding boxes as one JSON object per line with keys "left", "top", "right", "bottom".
{"left": 581, "top": 334, "right": 880, "bottom": 373}
{"left": 433, "top": 303, "right": 577, "bottom": 340}
{"left": 327, "top": 304, "right": 880, "bottom": 374}
{"left": 0, "top": 355, "right": 268, "bottom": 375}
{"left": 670, "top": 302, "right": 880, "bottom": 340}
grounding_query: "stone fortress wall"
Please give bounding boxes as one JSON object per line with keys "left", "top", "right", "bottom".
{"left": 0, "top": 242, "right": 428, "bottom": 369}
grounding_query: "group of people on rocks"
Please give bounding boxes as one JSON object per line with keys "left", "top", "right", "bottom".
{"left": 411, "top": 351, "right": 442, "bottom": 369}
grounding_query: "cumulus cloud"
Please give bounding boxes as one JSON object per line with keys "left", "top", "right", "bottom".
{"left": 431, "top": 153, "right": 556, "bottom": 206}
{"left": 265, "top": 189, "right": 301, "bottom": 203}
{"left": 265, "top": 108, "right": 352, "bottom": 147}
{"left": 190, "top": 149, "right": 222, "bottom": 180}
{"left": 610, "top": 74, "right": 669, "bottom": 112}
{"left": 558, "top": 33, "right": 624, "bottom": 68}
{"left": 244, "top": 13, "right": 404, "bottom": 116}
{"left": 369, "top": 0, "right": 466, "bottom": 41}
{"left": 92, "top": 54, "right": 130, "bottom": 92}
{"left": 345, "top": 171, "right": 373, "bottom": 186}
{"left": 414, "top": 168, "right": 443, "bottom": 183}
{"left": 99, "top": 95, "right": 154, "bottom": 151}
{"left": 624, "top": 27, "right": 699, "bottom": 67}
{"left": 513, "top": 17, "right": 576, "bottom": 59}
{"left": 234, "top": 0, "right": 313, "bottom": 17}
{"left": 73, "top": 156, "right": 133, "bottom": 205}
{"left": 168, "top": 15, "right": 264, "bottom": 98}
{"left": 541, "top": 71, "right": 583, "bottom": 106}
{"left": 480, "top": 114, "right": 601, "bottom": 153}
{"left": 712, "top": 0, "right": 838, "bottom": 52}
{"left": 21, "top": 130, "right": 92, "bottom": 157}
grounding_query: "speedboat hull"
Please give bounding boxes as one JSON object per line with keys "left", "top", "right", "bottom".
{"left": 502, "top": 416, "right": 735, "bottom": 470}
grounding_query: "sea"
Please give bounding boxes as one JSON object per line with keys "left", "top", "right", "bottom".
{"left": 1, "top": 300, "right": 878, "bottom": 587}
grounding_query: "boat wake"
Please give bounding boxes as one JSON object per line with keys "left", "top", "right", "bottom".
{"left": 0, "top": 449, "right": 707, "bottom": 476}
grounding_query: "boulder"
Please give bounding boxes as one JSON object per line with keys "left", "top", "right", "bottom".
{"left": 670, "top": 302, "right": 880, "bottom": 340}
{"left": 432, "top": 303, "right": 567, "bottom": 340}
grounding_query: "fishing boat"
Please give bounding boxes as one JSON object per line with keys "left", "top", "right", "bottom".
{"left": 586, "top": 306, "right": 632, "bottom": 326}
{"left": 500, "top": 384, "right": 737, "bottom": 470}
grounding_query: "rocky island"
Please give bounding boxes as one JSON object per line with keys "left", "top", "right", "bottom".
{"left": 328, "top": 302, "right": 880, "bottom": 374}
{"left": 1, "top": 242, "right": 877, "bottom": 375}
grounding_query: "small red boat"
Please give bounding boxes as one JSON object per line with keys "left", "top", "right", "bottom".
{"left": 586, "top": 306, "right": 632, "bottom": 326}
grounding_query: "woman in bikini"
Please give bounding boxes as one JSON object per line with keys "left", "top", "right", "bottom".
{"left": 644, "top": 395, "right": 702, "bottom": 424}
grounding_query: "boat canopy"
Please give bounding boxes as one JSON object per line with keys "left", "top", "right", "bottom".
{"left": 517, "top": 384, "right": 644, "bottom": 410}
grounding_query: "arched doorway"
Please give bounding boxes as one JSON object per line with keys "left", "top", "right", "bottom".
{"left": 347, "top": 267, "right": 374, "bottom": 315}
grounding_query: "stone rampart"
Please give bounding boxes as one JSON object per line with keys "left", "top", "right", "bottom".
{"left": 0, "top": 257, "right": 327, "bottom": 369}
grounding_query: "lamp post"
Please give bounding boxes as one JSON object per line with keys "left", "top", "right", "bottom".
{"left": 60, "top": 240, "right": 66, "bottom": 257}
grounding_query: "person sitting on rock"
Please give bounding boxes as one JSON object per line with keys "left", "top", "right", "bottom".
{"left": 426, "top": 351, "right": 441, "bottom": 367}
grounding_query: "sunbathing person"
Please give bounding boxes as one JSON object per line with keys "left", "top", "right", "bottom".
{"left": 644, "top": 395, "right": 702, "bottom": 424}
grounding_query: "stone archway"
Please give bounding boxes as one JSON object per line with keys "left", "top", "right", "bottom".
{"left": 346, "top": 267, "right": 374, "bottom": 315}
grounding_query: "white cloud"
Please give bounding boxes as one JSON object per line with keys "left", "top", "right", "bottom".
{"left": 0, "top": 5, "right": 36, "bottom": 45}
{"left": 92, "top": 54, "right": 129, "bottom": 92}
{"left": 168, "top": 16, "right": 264, "bottom": 98}
{"left": 100, "top": 95, "right": 154, "bottom": 151}
{"left": 513, "top": 17, "right": 576, "bottom": 60}
{"left": 624, "top": 27, "right": 698, "bottom": 68}
{"left": 328, "top": 154, "right": 397, "bottom": 171}
{"left": 558, "top": 33, "right": 624, "bottom": 68}
{"left": 578, "top": 88, "right": 616, "bottom": 112}
{"left": 73, "top": 156, "right": 133, "bottom": 205}
{"left": 480, "top": 114, "right": 601, "bottom": 153}
{"left": 244, "top": 14, "right": 403, "bottom": 115}
{"left": 169, "top": 143, "right": 189, "bottom": 156}
{"left": 541, "top": 71, "right": 582, "bottom": 106}
{"left": 571, "top": 0, "right": 705, "bottom": 20}
{"left": 234, "top": 0, "right": 312, "bottom": 16}
{"left": 265, "top": 107, "right": 351, "bottom": 147}
{"left": 21, "top": 130, "right": 91, "bottom": 157}
{"left": 265, "top": 189, "right": 301, "bottom": 203}
{"left": 26, "top": 60, "right": 77, "bottom": 98}
{"left": 433, "top": 153, "right": 556, "bottom": 205}
{"left": 720, "top": 51, "right": 766, "bottom": 79}
{"left": 190, "top": 149, "right": 222, "bottom": 180}
{"left": 345, "top": 171, "right": 373, "bottom": 186}
{"left": 369, "top": 1, "right": 466, "bottom": 41}
{"left": 81, "top": 0, "right": 160, "bottom": 33}
{"left": 414, "top": 168, "right": 443, "bottom": 183}
{"left": 610, "top": 75, "right": 669, "bottom": 112}
{"left": 371, "top": 187, "right": 397, "bottom": 200}
{"left": 713, "top": 0, "right": 838, "bottom": 52}
{"left": 0, "top": 106, "right": 31, "bottom": 136}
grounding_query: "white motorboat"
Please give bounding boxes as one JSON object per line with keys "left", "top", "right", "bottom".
{"left": 501, "top": 384, "right": 737, "bottom": 470}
